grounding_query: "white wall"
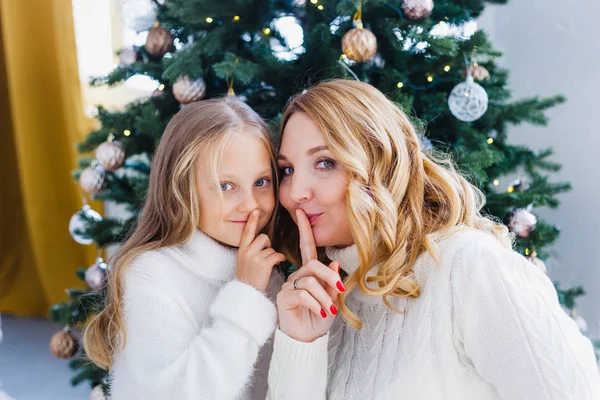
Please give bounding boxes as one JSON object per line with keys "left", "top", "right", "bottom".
{"left": 479, "top": 0, "right": 600, "bottom": 338}
{"left": 73, "top": 0, "right": 158, "bottom": 112}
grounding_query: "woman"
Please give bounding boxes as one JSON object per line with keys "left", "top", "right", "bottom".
{"left": 267, "top": 79, "right": 600, "bottom": 399}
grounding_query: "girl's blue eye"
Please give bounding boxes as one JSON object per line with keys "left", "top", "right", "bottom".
{"left": 255, "top": 178, "right": 270, "bottom": 187}
{"left": 220, "top": 183, "right": 233, "bottom": 191}
{"left": 316, "top": 159, "right": 334, "bottom": 169}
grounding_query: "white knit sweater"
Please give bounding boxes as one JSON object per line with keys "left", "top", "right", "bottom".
{"left": 110, "top": 229, "right": 282, "bottom": 400}
{"left": 267, "top": 228, "right": 600, "bottom": 400}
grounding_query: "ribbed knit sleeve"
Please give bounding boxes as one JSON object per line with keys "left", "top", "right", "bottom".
{"left": 266, "top": 329, "right": 329, "bottom": 400}
{"left": 455, "top": 241, "right": 600, "bottom": 400}
{"left": 110, "top": 257, "right": 277, "bottom": 400}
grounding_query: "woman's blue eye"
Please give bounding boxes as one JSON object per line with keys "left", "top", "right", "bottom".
{"left": 220, "top": 183, "right": 233, "bottom": 191}
{"left": 255, "top": 178, "right": 270, "bottom": 187}
{"left": 280, "top": 167, "right": 294, "bottom": 176}
{"left": 317, "top": 159, "right": 334, "bottom": 169}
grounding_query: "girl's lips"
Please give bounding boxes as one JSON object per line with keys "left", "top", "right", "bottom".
{"left": 306, "top": 213, "right": 323, "bottom": 225}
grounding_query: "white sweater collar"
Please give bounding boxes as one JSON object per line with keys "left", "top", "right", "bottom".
{"left": 178, "top": 229, "right": 238, "bottom": 282}
{"left": 326, "top": 244, "right": 361, "bottom": 275}
{"left": 326, "top": 244, "right": 386, "bottom": 304}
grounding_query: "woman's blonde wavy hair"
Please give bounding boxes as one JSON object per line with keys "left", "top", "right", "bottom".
{"left": 83, "top": 97, "right": 277, "bottom": 370}
{"left": 275, "top": 79, "right": 512, "bottom": 329}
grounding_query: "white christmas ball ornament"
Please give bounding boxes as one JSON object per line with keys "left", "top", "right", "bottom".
{"left": 573, "top": 312, "right": 588, "bottom": 334}
{"left": 120, "top": 0, "right": 157, "bottom": 31}
{"left": 448, "top": 74, "right": 489, "bottom": 122}
{"left": 90, "top": 385, "right": 106, "bottom": 400}
{"left": 69, "top": 205, "right": 103, "bottom": 245}
{"left": 419, "top": 135, "right": 434, "bottom": 153}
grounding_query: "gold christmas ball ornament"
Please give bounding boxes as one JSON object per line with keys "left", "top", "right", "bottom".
{"left": 401, "top": 0, "right": 434, "bottom": 20}
{"left": 50, "top": 328, "right": 79, "bottom": 359}
{"left": 145, "top": 26, "right": 174, "bottom": 58}
{"left": 173, "top": 76, "right": 207, "bottom": 104}
{"left": 96, "top": 139, "right": 125, "bottom": 171}
{"left": 341, "top": 20, "right": 377, "bottom": 63}
{"left": 464, "top": 65, "right": 490, "bottom": 81}
{"left": 79, "top": 164, "right": 106, "bottom": 195}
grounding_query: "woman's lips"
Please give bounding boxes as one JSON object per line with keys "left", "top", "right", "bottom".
{"left": 306, "top": 213, "right": 323, "bottom": 225}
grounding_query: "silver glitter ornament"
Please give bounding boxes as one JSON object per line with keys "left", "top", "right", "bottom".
{"left": 119, "top": 48, "right": 138, "bottom": 66}
{"left": 96, "top": 139, "right": 125, "bottom": 172}
{"left": 85, "top": 257, "right": 108, "bottom": 291}
{"left": 508, "top": 208, "right": 537, "bottom": 238}
{"left": 402, "top": 0, "right": 434, "bottom": 20}
{"left": 173, "top": 76, "right": 206, "bottom": 104}
{"left": 79, "top": 164, "right": 105, "bottom": 195}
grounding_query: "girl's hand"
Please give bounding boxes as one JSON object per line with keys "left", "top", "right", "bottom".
{"left": 276, "top": 209, "right": 345, "bottom": 343}
{"left": 236, "top": 210, "right": 286, "bottom": 293}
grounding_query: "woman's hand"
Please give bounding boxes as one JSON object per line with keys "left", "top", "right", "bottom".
{"left": 236, "top": 210, "right": 286, "bottom": 293}
{"left": 276, "top": 209, "right": 345, "bottom": 343}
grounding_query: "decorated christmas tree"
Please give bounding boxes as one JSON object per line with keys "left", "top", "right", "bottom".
{"left": 50, "top": 0, "right": 595, "bottom": 395}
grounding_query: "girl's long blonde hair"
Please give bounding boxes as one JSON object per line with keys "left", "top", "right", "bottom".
{"left": 83, "top": 97, "right": 276, "bottom": 370}
{"left": 275, "top": 79, "right": 512, "bottom": 329}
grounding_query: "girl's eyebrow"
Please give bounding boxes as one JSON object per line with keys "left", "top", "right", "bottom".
{"left": 220, "top": 168, "right": 272, "bottom": 180}
{"left": 257, "top": 168, "right": 273, "bottom": 176}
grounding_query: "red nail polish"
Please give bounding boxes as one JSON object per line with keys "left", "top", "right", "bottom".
{"left": 330, "top": 304, "right": 338, "bottom": 315}
{"left": 320, "top": 309, "right": 327, "bottom": 319}
{"left": 336, "top": 281, "right": 346, "bottom": 292}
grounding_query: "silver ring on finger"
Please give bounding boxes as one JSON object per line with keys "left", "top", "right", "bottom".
{"left": 293, "top": 277, "right": 301, "bottom": 290}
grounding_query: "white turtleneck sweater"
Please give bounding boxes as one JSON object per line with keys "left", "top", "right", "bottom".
{"left": 267, "top": 228, "right": 600, "bottom": 400}
{"left": 110, "top": 229, "right": 283, "bottom": 400}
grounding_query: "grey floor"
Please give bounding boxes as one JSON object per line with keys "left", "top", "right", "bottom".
{"left": 0, "top": 315, "right": 91, "bottom": 400}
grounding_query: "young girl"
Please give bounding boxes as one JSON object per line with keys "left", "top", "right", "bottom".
{"left": 83, "top": 97, "right": 286, "bottom": 400}
{"left": 268, "top": 79, "right": 600, "bottom": 399}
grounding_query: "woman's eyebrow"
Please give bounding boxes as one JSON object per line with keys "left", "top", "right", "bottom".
{"left": 307, "top": 145, "right": 328, "bottom": 156}
{"left": 277, "top": 145, "right": 329, "bottom": 161}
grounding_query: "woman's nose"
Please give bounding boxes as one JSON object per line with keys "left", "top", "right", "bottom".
{"left": 288, "top": 175, "right": 312, "bottom": 203}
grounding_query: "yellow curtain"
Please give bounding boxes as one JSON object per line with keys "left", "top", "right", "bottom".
{"left": 0, "top": 0, "right": 97, "bottom": 317}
